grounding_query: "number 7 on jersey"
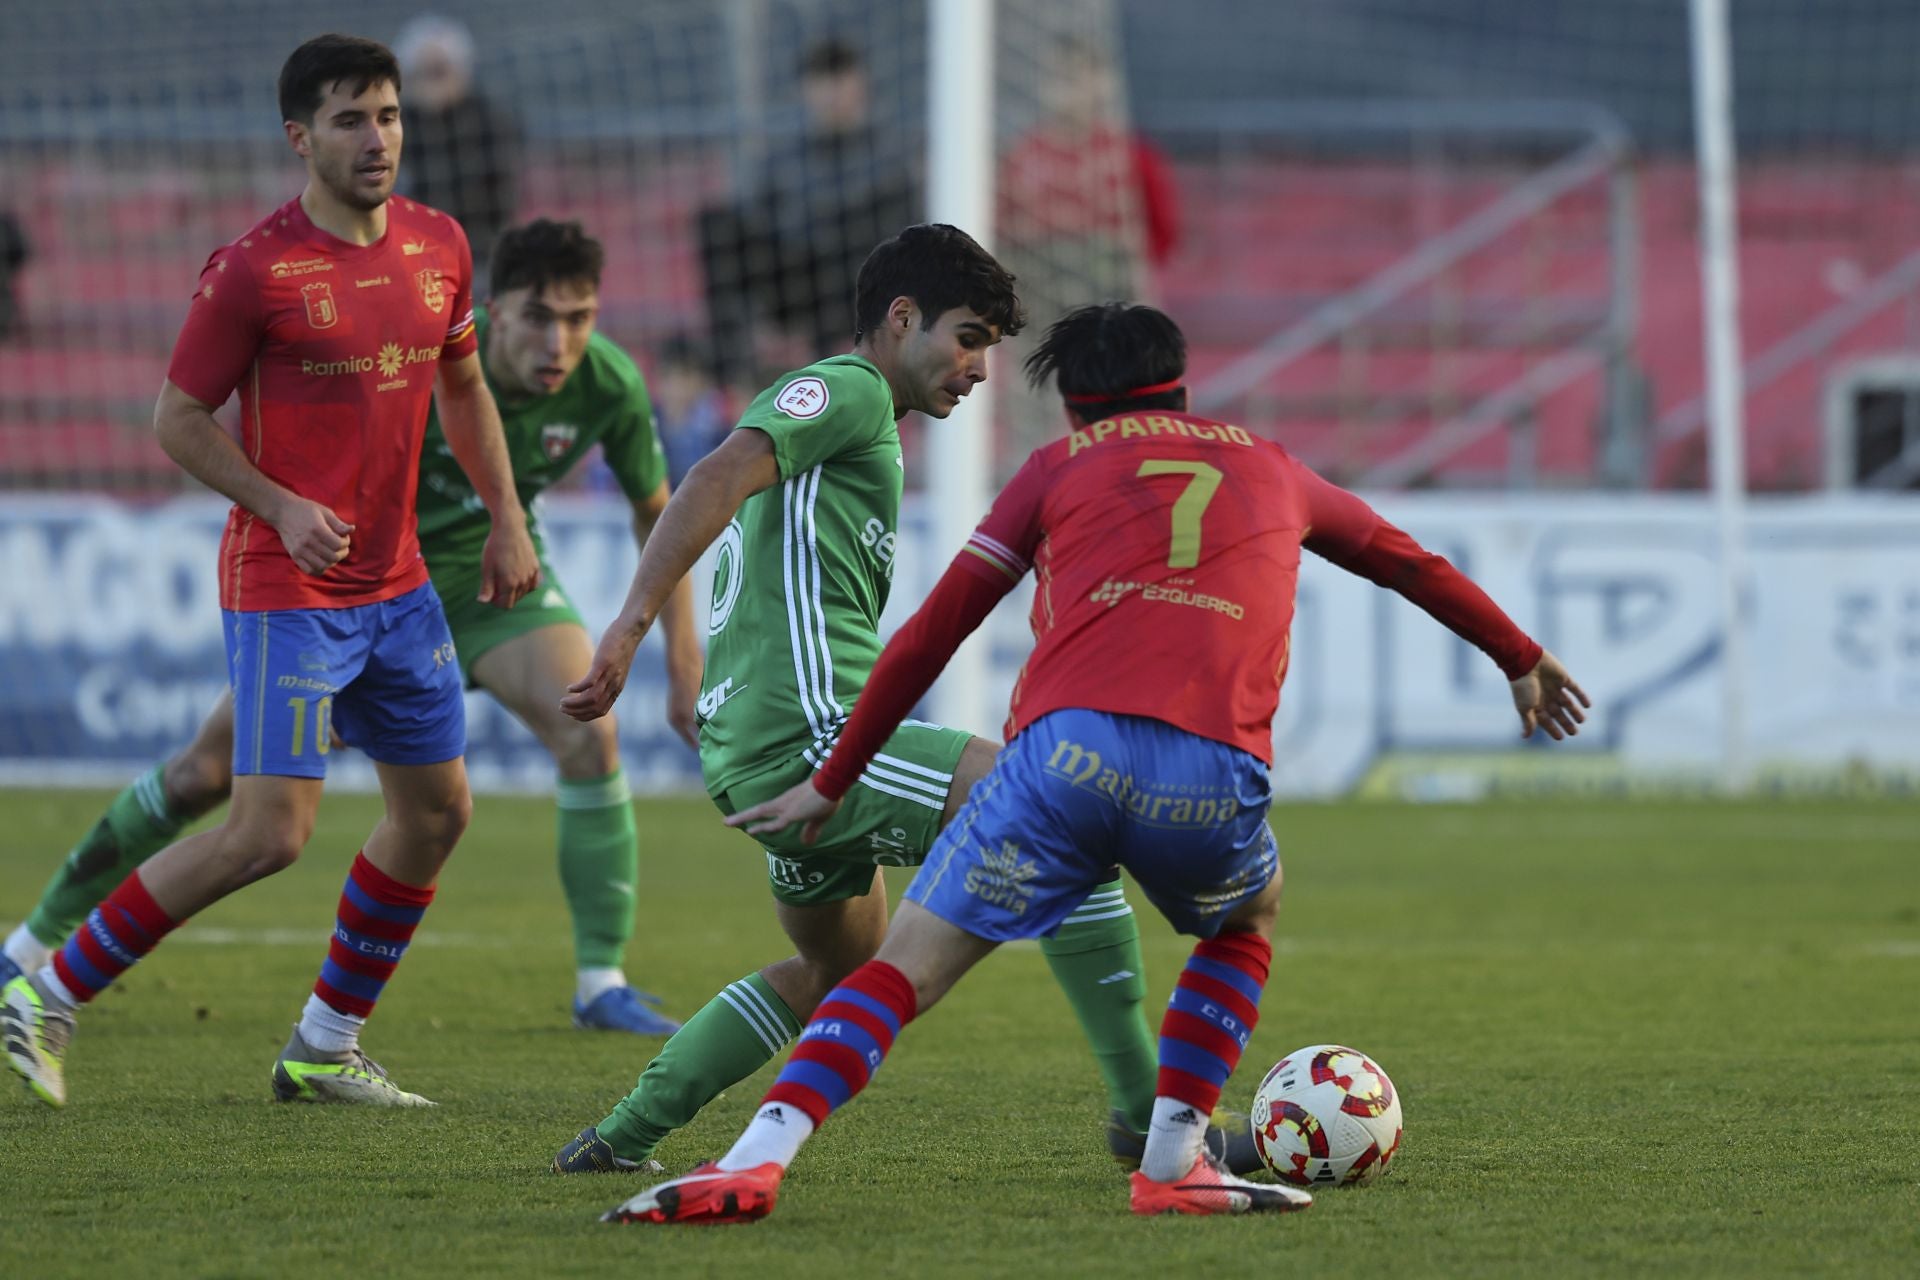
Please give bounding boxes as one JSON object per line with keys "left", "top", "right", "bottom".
{"left": 1136, "top": 459, "right": 1222, "bottom": 568}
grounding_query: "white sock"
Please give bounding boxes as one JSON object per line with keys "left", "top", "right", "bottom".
{"left": 297, "top": 994, "right": 366, "bottom": 1055}
{"left": 1140, "top": 1095, "right": 1211, "bottom": 1182}
{"left": 35, "top": 963, "right": 78, "bottom": 1012}
{"left": 716, "top": 1101, "right": 816, "bottom": 1172}
{"left": 4, "top": 924, "right": 52, "bottom": 974}
{"left": 576, "top": 967, "right": 627, "bottom": 1004}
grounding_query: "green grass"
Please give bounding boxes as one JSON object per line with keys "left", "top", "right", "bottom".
{"left": 1, "top": 792, "right": 1916, "bottom": 1277}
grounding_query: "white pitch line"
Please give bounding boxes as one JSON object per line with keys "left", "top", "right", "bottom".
{"left": 1853, "top": 941, "right": 1920, "bottom": 958}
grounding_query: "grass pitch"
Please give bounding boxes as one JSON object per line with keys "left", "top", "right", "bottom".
{"left": 0, "top": 790, "right": 1915, "bottom": 1277}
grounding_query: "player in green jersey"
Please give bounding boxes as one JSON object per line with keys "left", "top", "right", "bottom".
{"left": 552, "top": 224, "right": 1256, "bottom": 1176}
{"left": 0, "top": 219, "right": 700, "bottom": 1037}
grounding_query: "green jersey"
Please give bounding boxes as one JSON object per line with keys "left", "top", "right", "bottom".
{"left": 415, "top": 309, "right": 668, "bottom": 561}
{"left": 698, "top": 355, "right": 903, "bottom": 797}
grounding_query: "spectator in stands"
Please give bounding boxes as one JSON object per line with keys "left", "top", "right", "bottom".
{"left": 999, "top": 34, "right": 1180, "bottom": 308}
{"left": 0, "top": 210, "right": 27, "bottom": 342}
{"left": 395, "top": 15, "right": 522, "bottom": 289}
{"left": 697, "top": 37, "right": 918, "bottom": 382}
{"left": 650, "top": 334, "right": 731, "bottom": 487}
{"left": 995, "top": 34, "right": 1182, "bottom": 459}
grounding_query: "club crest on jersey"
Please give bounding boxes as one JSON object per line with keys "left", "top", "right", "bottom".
{"left": 301, "top": 281, "right": 338, "bottom": 329}
{"left": 415, "top": 268, "right": 446, "bottom": 315}
{"left": 540, "top": 422, "right": 579, "bottom": 460}
{"left": 776, "top": 376, "right": 830, "bottom": 419}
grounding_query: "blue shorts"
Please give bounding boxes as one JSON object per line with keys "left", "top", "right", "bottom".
{"left": 223, "top": 581, "right": 466, "bottom": 778}
{"left": 905, "top": 709, "right": 1278, "bottom": 941}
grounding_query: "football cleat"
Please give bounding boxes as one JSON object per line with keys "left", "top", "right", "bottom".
{"left": 1106, "top": 1107, "right": 1266, "bottom": 1177}
{"left": 601, "top": 1160, "right": 783, "bottom": 1225}
{"left": 270, "top": 1026, "right": 435, "bottom": 1107}
{"left": 1129, "top": 1152, "right": 1315, "bottom": 1217}
{"left": 552, "top": 1126, "right": 664, "bottom": 1175}
{"left": 2, "top": 974, "right": 75, "bottom": 1109}
{"left": 573, "top": 986, "right": 682, "bottom": 1036}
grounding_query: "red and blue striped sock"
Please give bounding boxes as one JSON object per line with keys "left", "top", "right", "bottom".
{"left": 1157, "top": 930, "right": 1271, "bottom": 1109}
{"left": 302, "top": 853, "right": 433, "bottom": 1050}
{"left": 763, "top": 960, "right": 917, "bottom": 1128}
{"left": 1142, "top": 931, "right": 1272, "bottom": 1180}
{"left": 46, "top": 872, "right": 179, "bottom": 1006}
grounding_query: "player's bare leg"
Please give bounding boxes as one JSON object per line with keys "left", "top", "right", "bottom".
{"left": 569, "top": 731, "right": 1166, "bottom": 1174}
{"left": 359, "top": 755, "right": 471, "bottom": 887}
{"left": 1127, "top": 873, "right": 1310, "bottom": 1216}
{"left": 161, "top": 691, "right": 240, "bottom": 814}
{"left": 138, "top": 774, "right": 323, "bottom": 918}
{"left": 2, "top": 694, "right": 236, "bottom": 983}
{"left": 471, "top": 624, "right": 677, "bottom": 1035}
{"left": 760, "top": 871, "right": 893, "bottom": 1018}
{"left": 603, "top": 901, "right": 995, "bottom": 1225}
{"left": 272, "top": 757, "right": 469, "bottom": 1108}
{"left": 3, "top": 773, "right": 321, "bottom": 1108}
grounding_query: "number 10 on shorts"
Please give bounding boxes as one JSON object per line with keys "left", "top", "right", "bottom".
{"left": 286, "top": 695, "right": 334, "bottom": 758}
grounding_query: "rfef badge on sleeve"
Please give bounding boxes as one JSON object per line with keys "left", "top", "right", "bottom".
{"left": 776, "top": 377, "right": 829, "bottom": 420}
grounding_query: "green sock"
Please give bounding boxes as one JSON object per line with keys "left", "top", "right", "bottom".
{"left": 24, "top": 764, "right": 186, "bottom": 948}
{"left": 597, "top": 971, "right": 802, "bottom": 1161}
{"left": 556, "top": 769, "right": 639, "bottom": 971}
{"left": 1041, "top": 878, "right": 1158, "bottom": 1134}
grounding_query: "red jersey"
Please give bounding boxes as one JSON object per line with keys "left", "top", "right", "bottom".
{"left": 813, "top": 410, "right": 1541, "bottom": 798}
{"left": 166, "top": 196, "right": 478, "bottom": 611}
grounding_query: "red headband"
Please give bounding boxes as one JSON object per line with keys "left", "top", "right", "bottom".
{"left": 1061, "top": 377, "right": 1185, "bottom": 406}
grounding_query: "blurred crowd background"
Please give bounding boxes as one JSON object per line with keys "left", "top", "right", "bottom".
{"left": 5, "top": 0, "right": 1920, "bottom": 498}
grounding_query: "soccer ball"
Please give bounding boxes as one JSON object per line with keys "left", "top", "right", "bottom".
{"left": 1249, "top": 1044, "right": 1403, "bottom": 1187}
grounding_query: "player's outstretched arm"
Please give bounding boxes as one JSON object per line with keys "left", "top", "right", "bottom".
{"left": 561, "top": 429, "right": 779, "bottom": 722}
{"left": 435, "top": 352, "right": 539, "bottom": 608}
{"left": 1508, "top": 649, "right": 1590, "bottom": 740}
{"left": 633, "top": 479, "right": 704, "bottom": 749}
{"left": 725, "top": 556, "right": 1014, "bottom": 840}
{"left": 154, "top": 380, "right": 352, "bottom": 575}
{"left": 1296, "top": 458, "right": 1584, "bottom": 728}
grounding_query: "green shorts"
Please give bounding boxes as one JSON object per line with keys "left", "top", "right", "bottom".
{"left": 714, "top": 720, "right": 974, "bottom": 906}
{"left": 429, "top": 552, "right": 583, "bottom": 687}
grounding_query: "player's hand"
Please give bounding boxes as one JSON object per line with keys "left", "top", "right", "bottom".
{"left": 273, "top": 498, "right": 353, "bottom": 575}
{"left": 724, "top": 778, "right": 841, "bottom": 846}
{"left": 1511, "top": 649, "right": 1591, "bottom": 741}
{"left": 479, "top": 518, "right": 540, "bottom": 609}
{"left": 665, "top": 652, "right": 703, "bottom": 751}
{"left": 561, "top": 619, "right": 647, "bottom": 721}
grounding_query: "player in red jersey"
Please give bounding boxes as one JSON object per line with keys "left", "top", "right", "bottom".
{"left": 598, "top": 303, "right": 1589, "bottom": 1224}
{"left": 1, "top": 35, "right": 538, "bottom": 1110}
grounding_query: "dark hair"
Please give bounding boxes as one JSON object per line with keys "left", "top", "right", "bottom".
{"left": 1024, "top": 302, "right": 1187, "bottom": 414}
{"left": 489, "top": 219, "right": 606, "bottom": 299}
{"left": 802, "top": 38, "right": 863, "bottom": 78}
{"left": 853, "top": 223, "right": 1024, "bottom": 343}
{"left": 278, "top": 34, "right": 402, "bottom": 125}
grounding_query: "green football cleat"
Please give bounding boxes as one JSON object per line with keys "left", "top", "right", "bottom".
{"left": 552, "top": 1126, "right": 664, "bottom": 1175}
{"left": 2, "top": 974, "right": 75, "bottom": 1109}
{"left": 270, "top": 1026, "right": 435, "bottom": 1107}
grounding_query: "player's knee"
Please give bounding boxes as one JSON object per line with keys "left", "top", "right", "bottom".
{"left": 796, "top": 948, "right": 870, "bottom": 1009}
{"left": 422, "top": 784, "right": 474, "bottom": 853}
{"left": 254, "top": 838, "right": 306, "bottom": 877}
{"left": 548, "top": 714, "right": 621, "bottom": 778}
{"left": 217, "top": 824, "right": 307, "bottom": 880}
{"left": 411, "top": 786, "right": 473, "bottom": 852}
{"left": 163, "top": 744, "right": 233, "bottom": 816}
